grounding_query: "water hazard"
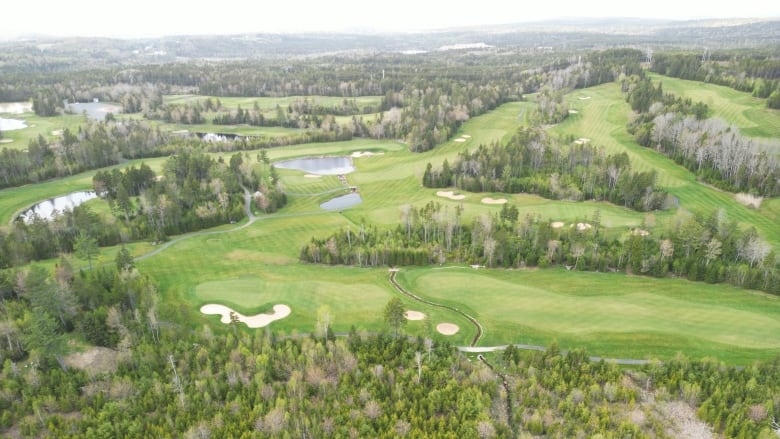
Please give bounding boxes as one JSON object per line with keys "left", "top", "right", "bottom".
{"left": 320, "top": 193, "right": 362, "bottom": 210}
{"left": 17, "top": 191, "right": 99, "bottom": 223}
{"left": 275, "top": 156, "right": 354, "bottom": 175}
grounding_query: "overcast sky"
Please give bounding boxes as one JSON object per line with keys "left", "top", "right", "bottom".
{"left": 3, "top": 0, "right": 779, "bottom": 39}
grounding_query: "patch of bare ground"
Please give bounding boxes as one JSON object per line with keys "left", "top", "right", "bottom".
{"left": 64, "top": 346, "right": 120, "bottom": 374}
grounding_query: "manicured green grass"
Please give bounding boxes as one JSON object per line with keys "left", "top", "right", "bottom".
{"left": 395, "top": 267, "right": 780, "bottom": 363}
{"left": 648, "top": 73, "right": 780, "bottom": 139}
{"left": 161, "top": 122, "right": 304, "bottom": 137}
{"left": 554, "top": 84, "right": 780, "bottom": 251}
{"left": 0, "top": 112, "right": 85, "bottom": 150}
{"left": 5, "top": 94, "right": 780, "bottom": 364}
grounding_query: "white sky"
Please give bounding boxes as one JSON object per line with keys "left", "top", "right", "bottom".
{"left": 3, "top": 0, "right": 779, "bottom": 39}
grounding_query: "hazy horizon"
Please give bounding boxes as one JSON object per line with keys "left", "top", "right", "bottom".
{"left": 3, "top": 0, "right": 779, "bottom": 40}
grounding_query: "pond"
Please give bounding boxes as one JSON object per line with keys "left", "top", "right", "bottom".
{"left": 66, "top": 102, "right": 123, "bottom": 121}
{"left": 0, "top": 117, "right": 27, "bottom": 131}
{"left": 320, "top": 193, "right": 362, "bottom": 211}
{"left": 274, "top": 156, "right": 354, "bottom": 175}
{"left": 18, "top": 191, "right": 99, "bottom": 223}
{"left": 0, "top": 102, "right": 32, "bottom": 114}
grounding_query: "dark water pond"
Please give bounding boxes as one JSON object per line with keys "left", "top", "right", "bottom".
{"left": 320, "top": 193, "right": 362, "bottom": 210}
{"left": 18, "top": 191, "right": 98, "bottom": 223}
{"left": 275, "top": 156, "right": 354, "bottom": 175}
{"left": 66, "top": 102, "right": 122, "bottom": 120}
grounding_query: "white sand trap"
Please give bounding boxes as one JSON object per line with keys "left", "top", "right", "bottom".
{"left": 437, "top": 191, "right": 466, "bottom": 200}
{"left": 304, "top": 174, "right": 322, "bottom": 178}
{"left": 551, "top": 221, "right": 565, "bottom": 229}
{"left": 461, "top": 134, "right": 471, "bottom": 138}
{"left": 633, "top": 228, "right": 650, "bottom": 236}
{"left": 573, "top": 137, "right": 591, "bottom": 145}
{"left": 171, "top": 129, "right": 190, "bottom": 135}
{"left": 568, "top": 109, "right": 579, "bottom": 114}
{"left": 351, "top": 151, "right": 384, "bottom": 158}
{"left": 0, "top": 139, "right": 13, "bottom": 144}
{"left": 575, "top": 222, "right": 592, "bottom": 231}
{"left": 735, "top": 193, "right": 762, "bottom": 209}
{"left": 437, "top": 323, "right": 459, "bottom": 335}
{"left": 454, "top": 138, "right": 466, "bottom": 143}
{"left": 481, "top": 197, "right": 507, "bottom": 205}
{"left": 200, "top": 304, "right": 291, "bottom": 328}
{"left": 404, "top": 310, "right": 426, "bottom": 320}
{"left": 51, "top": 129, "right": 63, "bottom": 136}
{"left": 578, "top": 96, "right": 591, "bottom": 100}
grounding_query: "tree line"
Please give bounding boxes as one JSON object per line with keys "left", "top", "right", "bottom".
{"left": 650, "top": 51, "right": 780, "bottom": 109}
{"left": 301, "top": 203, "right": 779, "bottom": 294}
{"left": 626, "top": 77, "right": 780, "bottom": 196}
{"left": 423, "top": 127, "right": 670, "bottom": 211}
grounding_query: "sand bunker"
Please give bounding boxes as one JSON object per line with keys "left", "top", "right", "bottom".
{"left": 568, "top": 109, "right": 579, "bottom": 114}
{"left": 735, "top": 193, "right": 762, "bottom": 209}
{"left": 404, "top": 310, "right": 426, "bottom": 321}
{"left": 461, "top": 134, "right": 471, "bottom": 138}
{"left": 481, "top": 197, "right": 507, "bottom": 205}
{"left": 551, "top": 221, "right": 565, "bottom": 229}
{"left": 575, "top": 222, "right": 592, "bottom": 231}
{"left": 437, "top": 191, "right": 466, "bottom": 200}
{"left": 0, "top": 139, "right": 13, "bottom": 144}
{"left": 578, "top": 96, "right": 591, "bottom": 100}
{"left": 200, "top": 304, "right": 291, "bottom": 328}
{"left": 436, "top": 323, "right": 459, "bottom": 335}
{"left": 632, "top": 228, "right": 650, "bottom": 236}
{"left": 573, "top": 137, "right": 591, "bottom": 145}
{"left": 454, "top": 138, "right": 466, "bottom": 143}
{"left": 351, "top": 151, "right": 384, "bottom": 158}
{"left": 51, "top": 129, "right": 63, "bottom": 136}
{"left": 304, "top": 174, "right": 322, "bottom": 178}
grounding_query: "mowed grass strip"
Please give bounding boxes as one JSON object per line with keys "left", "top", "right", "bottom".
{"left": 556, "top": 84, "right": 780, "bottom": 251}
{"left": 395, "top": 267, "right": 780, "bottom": 363}
{"left": 648, "top": 73, "right": 780, "bottom": 139}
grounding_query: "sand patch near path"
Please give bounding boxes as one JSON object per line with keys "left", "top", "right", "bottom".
{"left": 481, "top": 197, "right": 507, "bottom": 205}
{"left": 304, "top": 174, "right": 322, "bottom": 178}
{"left": 404, "top": 310, "right": 426, "bottom": 321}
{"left": 437, "top": 191, "right": 466, "bottom": 200}
{"left": 551, "top": 221, "right": 565, "bottom": 229}
{"left": 454, "top": 138, "right": 466, "bottom": 143}
{"left": 437, "top": 323, "right": 459, "bottom": 335}
{"left": 200, "top": 303, "right": 291, "bottom": 328}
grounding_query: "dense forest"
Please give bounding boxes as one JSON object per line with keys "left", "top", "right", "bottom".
{"left": 1, "top": 260, "right": 779, "bottom": 437}
{"left": 301, "top": 202, "right": 779, "bottom": 294}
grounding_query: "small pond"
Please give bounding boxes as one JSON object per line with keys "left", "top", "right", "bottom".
{"left": 274, "top": 156, "right": 354, "bottom": 175}
{"left": 0, "top": 102, "right": 32, "bottom": 114}
{"left": 18, "top": 191, "right": 99, "bottom": 223}
{"left": 0, "top": 117, "right": 27, "bottom": 131}
{"left": 320, "top": 193, "right": 362, "bottom": 211}
{"left": 66, "top": 102, "right": 123, "bottom": 121}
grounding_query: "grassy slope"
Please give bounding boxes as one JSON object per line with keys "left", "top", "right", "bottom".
{"left": 0, "top": 112, "right": 85, "bottom": 151}
{"left": 648, "top": 73, "right": 780, "bottom": 139}
{"left": 553, "top": 84, "right": 780, "bottom": 251}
